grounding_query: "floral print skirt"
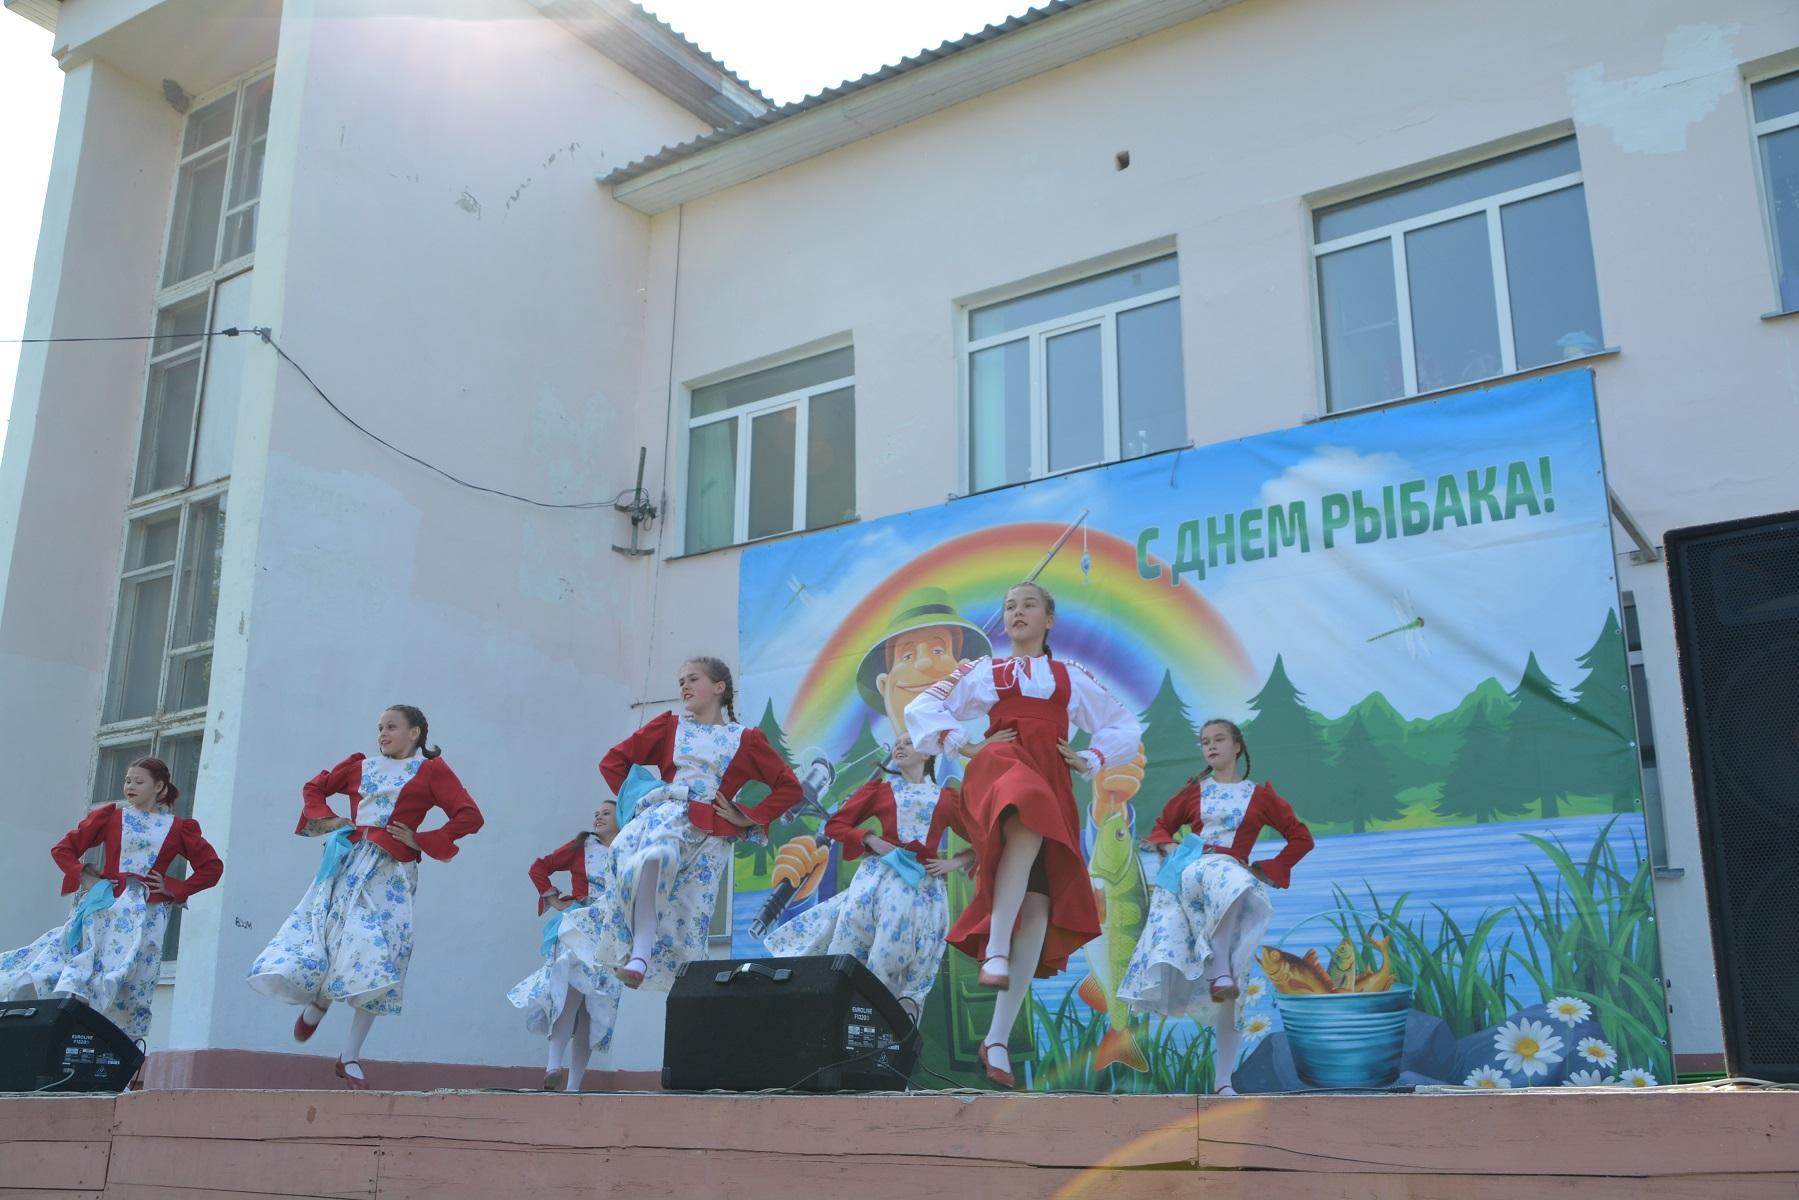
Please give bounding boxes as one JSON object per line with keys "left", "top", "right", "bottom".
{"left": 762, "top": 858, "right": 949, "bottom": 1007}
{"left": 1118, "top": 852, "right": 1272, "bottom": 1029}
{"left": 247, "top": 841, "right": 416, "bottom": 1015}
{"left": 0, "top": 882, "right": 169, "bottom": 1042}
{"left": 507, "top": 902, "right": 622, "bottom": 1053}
{"left": 594, "top": 796, "right": 729, "bottom": 993}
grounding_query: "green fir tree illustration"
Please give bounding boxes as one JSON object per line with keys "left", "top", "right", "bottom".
{"left": 1318, "top": 705, "right": 1406, "bottom": 832}
{"left": 1135, "top": 671, "right": 1205, "bottom": 820}
{"left": 1240, "top": 655, "right": 1336, "bottom": 825}
{"left": 1435, "top": 704, "right": 1532, "bottom": 824}
{"left": 1567, "top": 609, "right": 1643, "bottom": 813}
{"left": 1508, "top": 652, "right": 1579, "bottom": 820}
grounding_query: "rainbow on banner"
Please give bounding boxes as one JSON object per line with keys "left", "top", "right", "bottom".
{"left": 781, "top": 522, "right": 1256, "bottom": 754}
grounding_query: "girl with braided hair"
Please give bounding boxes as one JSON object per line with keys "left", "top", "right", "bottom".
{"left": 596, "top": 658, "right": 803, "bottom": 990}
{"left": 248, "top": 705, "right": 483, "bottom": 1089}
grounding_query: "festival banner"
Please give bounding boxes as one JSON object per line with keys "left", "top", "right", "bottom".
{"left": 730, "top": 371, "right": 1672, "bottom": 1093}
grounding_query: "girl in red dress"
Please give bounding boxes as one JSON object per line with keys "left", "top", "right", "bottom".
{"left": 905, "top": 582, "right": 1141, "bottom": 1087}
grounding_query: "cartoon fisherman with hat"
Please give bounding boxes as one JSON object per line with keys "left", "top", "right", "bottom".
{"left": 856, "top": 586, "right": 992, "bottom": 742}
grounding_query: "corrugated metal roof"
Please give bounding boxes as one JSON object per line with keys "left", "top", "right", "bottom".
{"left": 626, "top": 1, "right": 772, "bottom": 110}
{"left": 601, "top": 0, "right": 1095, "bottom": 185}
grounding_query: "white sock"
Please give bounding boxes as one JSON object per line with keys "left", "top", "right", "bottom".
{"left": 984, "top": 821, "right": 1043, "bottom": 963}
{"left": 341, "top": 1009, "right": 376, "bottom": 1079}
{"left": 547, "top": 987, "right": 580, "bottom": 1073}
{"left": 300, "top": 1001, "right": 327, "bottom": 1028}
{"left": 983, "top": 892, "right": 1050, "bottom": 1075}
{"left": 1215, "top": 1020, "right": 1242, "bottom": 1092}
{"left": 567, "top": 1006, "right": 593, "bottom": 1092}
{"left": 629, "top": 861, "right": 661, "bottom": 965}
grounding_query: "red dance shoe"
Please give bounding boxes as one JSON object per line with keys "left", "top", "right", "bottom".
{"left": 335, "top": 1058, "right": 369, "bottom": 1091}
{"left": 977, "top": 955, "right": 1010, "bottom": 990}
{"left": 979, "top": 1042, "right": 1015, "bottom": 1089}
{"left": 293, "top": 1008, "right": 321, "bottom": 1043}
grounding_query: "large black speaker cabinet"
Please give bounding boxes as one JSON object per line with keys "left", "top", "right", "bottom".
{"left": 0, "top": 997, "right": 144, "bottom": 1092}
{"left": 661, "top": 955, "right": 919, "bottom": 1092}
{"left": 1666, "top": 509, "right": 1799, "bottom": 1082}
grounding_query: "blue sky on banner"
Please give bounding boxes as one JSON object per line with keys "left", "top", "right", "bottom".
{"left": 739, "top": 371, "right": 1617, "bottom": 726}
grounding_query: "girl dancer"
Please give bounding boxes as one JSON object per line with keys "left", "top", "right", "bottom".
{"left": 507, "top": 800, "right": 623, "bottom": 1092}
{"left": 1118, "top": 718, "right": 1314, "bottom": 1095}
{"left": 761, "top": 734, "right": 976, "bottom": 1022}
{"left": 1, "top": 758, "right": 222, "bottom": 1044}
{"left": 248, "top": 704, "right": 483, "bottom": 1089}
{"left": 905, "top": 581, "right": 1141, "bottom": 1087}
{"left": 597, "top": 657, "right": 802, "bottom": 990}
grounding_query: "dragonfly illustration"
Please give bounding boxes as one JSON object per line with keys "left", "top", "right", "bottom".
{"left": 1367, "top": 590, "right": 1429, "bottom": 659}
{"left": 784, "top": 575, "right": 815, "bottom": 609}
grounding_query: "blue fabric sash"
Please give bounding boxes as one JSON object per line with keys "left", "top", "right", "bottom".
{"left": 616, "top": 764, "right": 664, "bottom": 828}
{"left": 64, "top": 880, "right": 118, "bottom": 951}
{"left": 313, "top": 825, "right": 355, "bottom": 887}
{"left": 540, "top": 909, "right": 564, "bottom": 957}
{"left": 881, "top": 847, "right": 926, "bottom": 889}
{"left": 1155, "top": 835, "right": 1210, "bottom": 893}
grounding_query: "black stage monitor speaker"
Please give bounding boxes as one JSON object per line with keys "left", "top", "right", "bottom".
{"left": 1666, "top": 508, "right": 1799, "bottom": 1083}
{"left": 662, "top": 954, "right": 919, "bottom": 1092}
{"left": 0, "top": 997, "right": 144, "bottom": 1092}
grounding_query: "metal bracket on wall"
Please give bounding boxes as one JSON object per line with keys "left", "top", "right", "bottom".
{"left": 613, "top": 446, "right": 660, "bottom": 558}
{"left": 1608, "top": 487, "right": 1662, "bottom": 564}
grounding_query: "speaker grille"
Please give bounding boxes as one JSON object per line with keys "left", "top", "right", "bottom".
{"left": 1669, "top": 512, "right": 1799, "bottom": 1079}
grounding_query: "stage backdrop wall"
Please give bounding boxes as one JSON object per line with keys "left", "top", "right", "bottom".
{"left": 730, "top": 371, "right": 1672, "bottom": 1093}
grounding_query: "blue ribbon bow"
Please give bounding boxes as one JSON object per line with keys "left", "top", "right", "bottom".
{"left": 64, "top": 880, "right": 118, "bottom": 951}
{"left": 616, "top": 764, "right": 663, "bottom": 828}
{"left": 881, "top": 847, "right": 927, "bottom": 889}
{"left": 313, "top": 825, "right": 355, "bottom": 887}
{"left": 1155, "top": 835, "right": 1210, "bottom": 893}
{"left": 540, "top": 909, "right": 565, "bottom": 957}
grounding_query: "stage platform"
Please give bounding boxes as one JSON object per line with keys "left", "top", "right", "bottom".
{"left": 3, "top": 1086, "right": 1796, "bottom": 1198}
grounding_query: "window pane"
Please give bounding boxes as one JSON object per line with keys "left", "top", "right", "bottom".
{"left": 747, "top": 407, "right": 797, "bottom": 540}
{"left": 1622, "top": 597, "right": 1643, "bottom": 652}
{"left": 163, "top": 151, "right": 228, "bottom": 287}
{"left": 805, "top": 386, "right": 855, "bottom": 529}
{"left": 685, "top": 418, "right": 737, "bottom": 553}
{"left": 229, "top": 76, "right": 273, "bottom": 209}
{"left": 1046, "top": 325, "right": 1103, "bottom": 473}
{"left": 157, "top": 731, "right": 204, "bottom": 959}
{"left": 969, "top": 340, "right": 1030, "bottom": 491}
{"left": 1501, "top": 184, "right": 1605, "bottom": 369}
{"left": 691, "top": 347, "right": 853, "bottom": 418}
{"left": 1761, "top": 125, "right": 1799, "bottom": 312}
{"left": 182, "top": 94, "right": 236, "bottom": 156}
{"left": 1316, "top": 138, "right": 1581, "bottom": 242}
{"left": 135, "top": 352, "right": 202, "bottom": 495}
{"left": 168, "top": 496, "right": 226, "bottom": 656}
{"left": 195, "top": 273, "right": 253, "bottom": 484}
{"left": 1117, "top": 297, "right": 1186, "bottom": 459}
{"left": 127, "top": 512, "right": 182, "bottom": 572}
{"left": 1628, "top": 662, "right": 1657, "bottom": 768}
{"left": 1752, "top": 71, "right": 1799, "bottom": 123}
{"left": 106, "top": 574, "right": 173, "bottom": 721}
{"left": 93, "top": 742, "right": 153, "bottom": 807}
{"left": 222, "top": 209, "right": 258, "bottom": 264}
{"left": 1318, "top": 239, "right": 1404, "bottom": 410}
{"left": 153, "top": 294, "right": 210, "bottom": 357}
{"left": 971, "top": 256, "right": 1177, "bottom": 340}
{"left": 1406, "top": 212, "right": 1502, "bottom": 391}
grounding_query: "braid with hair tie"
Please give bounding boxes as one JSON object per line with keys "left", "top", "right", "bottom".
{"left": 385, "top": 704, "right": 442, "bottom": 759}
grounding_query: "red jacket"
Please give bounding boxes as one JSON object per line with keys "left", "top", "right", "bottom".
{"left": 296, "top": 754, "right": 484, "bottom": 863}
{"left": 824, "top": 776, "right": 961, "bottom": 861}
{"left": 1145, "top": 779, "right": 1314, "bottom": 888}
{"left": 52, "top": 804, "right": 222, "bottom": 904}
{"left": 599, "top": 712, "right": 803, "bottom": 837}
{"left": 529, "top": 834, "right": 601, "bottom": 915}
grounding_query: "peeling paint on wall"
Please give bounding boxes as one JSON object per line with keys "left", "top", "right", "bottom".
{"left": 1568, "top": 24, "right": 1742, "bottom": 154}
{"left": 455, "top": 188, "right": 483, "bottom": 218}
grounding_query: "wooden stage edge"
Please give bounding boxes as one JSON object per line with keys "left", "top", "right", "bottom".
{"left": 2, "top": 1086, "right": 1795, "bottom": 1199}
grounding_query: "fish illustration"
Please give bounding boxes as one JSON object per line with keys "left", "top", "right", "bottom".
{"left": 1355, "top": 934, "right": 1395, "bottom": 992}
{"left": 1327, "top": 937, "right": 1358, "bottom": 992}
{"left": 1258, "top": 946, "right": 1335, "bottom": 995}
{"left": 1080, "top": 811, "right": 1149, "bottom": 1072}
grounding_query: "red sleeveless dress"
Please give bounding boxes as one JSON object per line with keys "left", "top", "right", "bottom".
{"left": 946, "top": 659, "right": 1101, "bottom": 977}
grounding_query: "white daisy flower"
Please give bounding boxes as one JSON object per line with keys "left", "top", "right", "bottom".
{"left": 1574, "top": 1037, "right": 1617, "bottom": 1069}
{"left": 1243, "top": 977, "right": 1267, "bottom": 1002}
{"left": 1618, "top": 1068, "right": 1657, "bottom": 1088}
{"left": 1242, "top": 1013, "right": 1273, "bottom": 1039}
{"left": 1463, "top": 1066, "right": 1511, "bottom": 1089}
{"left": 1563, "top": 1069, "right": 1612, "bottom": 1087}
{"left": 1492, "top": 1018, "right": 1565, "bottom": 1078}
{"left": 1546, "top": 996, "right": 1592, "bottom": 1026}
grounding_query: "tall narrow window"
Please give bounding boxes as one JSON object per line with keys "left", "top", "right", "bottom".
{"left": 90, "top": 66, "right": 271, "bottom": 962}
{"left": 1313, "top": 137, "right": 1605, "bottom": 410}
{"left": 1752, "top": 71, "right": 1799, "bottom": 313}
{"left": 1622, "top": 593, "right": 1675, "bottom": 873}
{"left": 684, "top": 347, "right": 856, "bottom": 554}
{"left": 964, "top": 255, "right": 1185, "bottom": 492}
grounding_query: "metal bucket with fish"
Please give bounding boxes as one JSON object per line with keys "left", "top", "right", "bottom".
{"left": 1263, "top": 910, "right": 1411, "bottom": 1089}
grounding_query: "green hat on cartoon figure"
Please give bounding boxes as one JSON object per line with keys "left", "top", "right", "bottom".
{"left": 856, "top": 586, "right": 992, "bottom": 738}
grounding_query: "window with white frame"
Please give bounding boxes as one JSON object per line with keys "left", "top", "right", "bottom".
{"left": 1621, "top": 593, "right": 1674, "bottom": 872}
{"left": 964, "top": 255, "right": 1185, "bottom": 493}
{"left": 684, "top": 347, "right": 856, "bottom": 554}
{"left": 1312, "top": 137, "right": 1605, "bottom": 411}
{"left": 89, "top": 67, "right": 271, "bottom": 959}
{"left": 1752, "top": 70, "right": 1799, "bottom": 313}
